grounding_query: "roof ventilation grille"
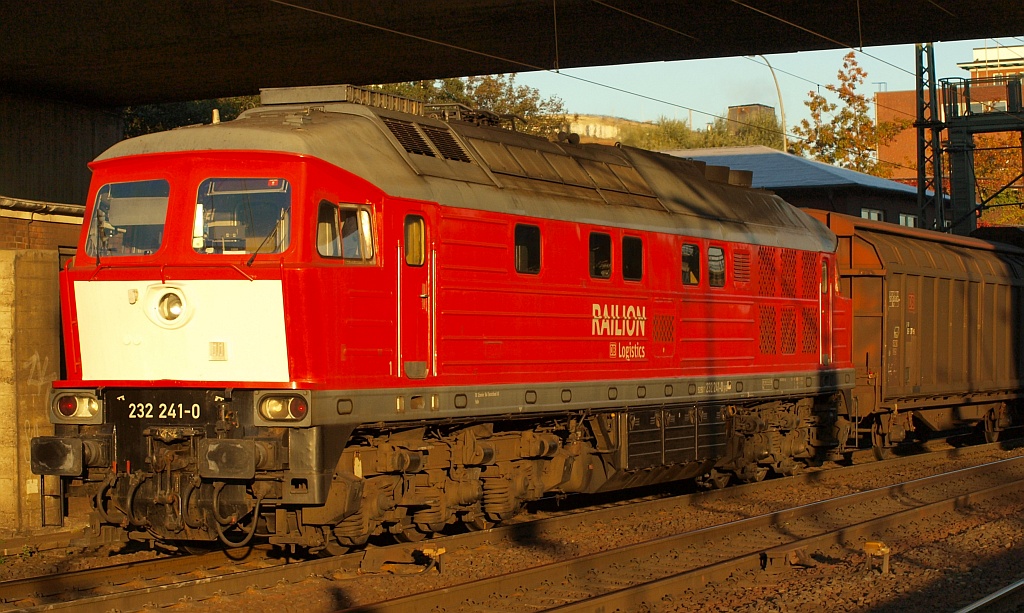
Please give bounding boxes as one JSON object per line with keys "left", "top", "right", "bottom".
{"left": 421, "top": 125, "right": 472, "bottom": 162}
{"left": 381, "top": 117, "right": 436, "bottom": 158}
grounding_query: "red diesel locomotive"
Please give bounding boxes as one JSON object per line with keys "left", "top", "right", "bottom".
{"left": 32, "top": 85, "right": 855, "bottom": 551}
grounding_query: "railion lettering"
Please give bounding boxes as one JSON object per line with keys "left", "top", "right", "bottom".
{"left": 592, "top": 303, "right": 647, "bottom": 337}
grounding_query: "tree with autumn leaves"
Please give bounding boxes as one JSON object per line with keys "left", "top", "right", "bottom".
{"left": 975, "top": 131, "right": 1024, "bottom": 226}
{"left": 791, "top": 51, "right": 908, "bottom": 177}
{"left": 124, "top": 75, "right": 567, "bottom": 139}
{"left": 374, "top": 75, "right": 568, "bottom": 137}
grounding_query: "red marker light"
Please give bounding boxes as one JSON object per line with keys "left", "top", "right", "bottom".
{"left": 290, "top": 397, "right": 308, "bottom": 420}
{"left": 56, "top": 396, "right": 78, "bottom": 417}
{"left": 268, "top": 179, "right": 279, "bottom": 187}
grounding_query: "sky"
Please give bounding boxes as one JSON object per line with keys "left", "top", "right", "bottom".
{"left": 514, "top": 37, "right": 1024, "bottom": 134}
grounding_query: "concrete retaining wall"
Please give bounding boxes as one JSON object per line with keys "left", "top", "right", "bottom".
{"left": 0, "top": 205, "right": 82, "bottom": 534}
{"left": 0, "top": 250, "right": 63, "bottom": 533}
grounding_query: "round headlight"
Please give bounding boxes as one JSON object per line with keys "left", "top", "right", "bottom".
{"left": 158, "top": 292, "right": 184, "bottom": 321}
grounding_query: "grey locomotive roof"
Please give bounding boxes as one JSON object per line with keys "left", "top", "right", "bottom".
{"left": 97, "top": 103, "right": 836, "bottom": 252}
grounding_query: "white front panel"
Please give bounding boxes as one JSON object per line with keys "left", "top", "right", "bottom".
{"left": 75, "top": 280, "right": 290, "bottom": 382}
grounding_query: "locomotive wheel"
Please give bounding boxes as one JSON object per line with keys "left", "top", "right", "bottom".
{"left": 463, "top": 515, "right": 496, "bottom": 531}
{"left": 324, "top": 540, "right": 350, "bottom": 556}
{"left": 700, "top": 469, "right": 731, "bottom": 489}
{"left": 321, "top": 527, "right": 350, "bottom": 556}
{"left": 739, "top": 464, "right": 768, "bottom": 483}
{"left": 393, "top": 525, "right": 428, "bottom": 543}
{"left": 389, "top": 516, "right": 429, "bottom": 543}
{"left": 776, "top": 458, "right": 802, "bottom": 477}
{"left": 181, "top": 542, "right": 218, "bottom": 556}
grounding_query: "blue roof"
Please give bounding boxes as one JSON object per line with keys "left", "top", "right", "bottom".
{"left": 661, "top": 145, "right": 919, "bottom": 196}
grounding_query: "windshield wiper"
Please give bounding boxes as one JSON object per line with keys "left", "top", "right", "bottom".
{"left": 93, "top": 206, "right": 105, "bottom": 267}
{"left": 245, "top": 210, "right": 284, "bottom": 267}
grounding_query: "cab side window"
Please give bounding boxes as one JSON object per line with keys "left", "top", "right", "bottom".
{"left": 317, "top": 201, "right": 341, "bottom": 257}
{"left": 590, "top": 232, "right": 611, "bottom": 279}
{"left": 622, "top": 236, "right": 643, "bottom": 281}
{"left": 682, "top": 243, "right": 700, "bottom": 285}
{"left": 514, "top": 224, "right": 541, "bottom": 274}
{"left": 317, "top": 200, "right": 375, "bottom": 262}
{"left": 708, "top": 246, "right": 726, "bottom": 287}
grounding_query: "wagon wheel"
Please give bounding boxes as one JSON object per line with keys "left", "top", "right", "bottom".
{"left": 871, "top": 422, "right": 893, "bottom": 460}
{"left": 984, "top": 411, "right": 1002, "bottom": 444}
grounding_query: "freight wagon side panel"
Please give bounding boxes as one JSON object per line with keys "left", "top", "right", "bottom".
{"left": 877, "top": 237, "right": 1023, "bottom": 403}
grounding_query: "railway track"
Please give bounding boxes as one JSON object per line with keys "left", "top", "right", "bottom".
{"left": 1, "top": 442, "right": 1020, "bottom": 611}
{"left": 953, "top": 576, "right": 1024, "bottom": 613}
{"left": 340, "top": 455, "right": 1024, "bottom": 613}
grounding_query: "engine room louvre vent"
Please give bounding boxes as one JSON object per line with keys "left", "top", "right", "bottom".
{"left": 781, "top": 307, "right": 797, "bottom": 354}
{"left": 381, "top": 117, "right": 436, "bottom": 158}
{"left": 801, "top": 252, "right": 818, "bottom": 299}
{"left": 781, "top": 249, "right": 798, "bottom": 298}
{"left": 759, "top": 304, "right": 777, "bottom": 355}
{"left": 802, "top": 306, "right": 818, "bottom": 353}
{"left": 651, "top": 314, "right": 674, "bottom": 343}
{"left": 757, "top": 246, "right": 777, "bottom": 297}
{"left": 420, "top": 125, "right": 472, "bottom": 162}
{"left": 734, "top": 251, "right": 751, "bottom": 284}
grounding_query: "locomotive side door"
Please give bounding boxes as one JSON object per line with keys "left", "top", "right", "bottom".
{"left": 820, "top": 259, "right": 834, "bottom": 365}
{"left": 395, "top": 204, "right": 432, "bottom": 379}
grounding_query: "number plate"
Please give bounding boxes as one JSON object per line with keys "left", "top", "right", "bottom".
{"left": 106, "top": 389, "right": 214, "bottom": 423}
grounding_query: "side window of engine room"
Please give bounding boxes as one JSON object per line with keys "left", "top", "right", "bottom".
{"left": 622, "top": 236, "right": 643, "bottom": 281}
{"left": 708, "top": 246, "right": 726, "bottom": 287}
{"left": 514, "top": 224, "right": 541, "bottom": 274}
{"left": 682, "top": 243, "right": 700, "bottom": 285}
{"left": 589, "top": 232, "right": 611, "bottom": 279}
{"left": 317, "top": 200, "right": 375, "bottom": 262}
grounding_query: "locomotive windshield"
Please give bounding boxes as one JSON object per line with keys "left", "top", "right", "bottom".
{"left": 85, "top": 179, "right": 170, "bottom": 257}
{"left": 193, "top": 178, "right": 291, "bottom": 254}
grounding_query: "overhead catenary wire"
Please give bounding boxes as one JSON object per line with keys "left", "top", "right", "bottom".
{"left": 588, "top": 0, "right": 700, "bottom": 42}
{"left": 724, "top": 0, "right": 916, "bottom": 78}
{"left": 587, "top": 0, "right": 920, "bottom": 156}
{"left": 267, "top": 0, "right": 798, "bottom": 144}
{"left": 267, "top": 0, "right": 945, "bottom": 173}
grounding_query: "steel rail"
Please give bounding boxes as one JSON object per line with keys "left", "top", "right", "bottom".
{"left": 0, "top": 547, "right": 287, "bottom": 609}
{"left": 344, "top": 455, "right": 1024, "bottom": 613}
{"left": 555, "top": 467, "right": 1024, "bottom": 612}
{"left": 952, "top": 576, "right": 1024, "bottom": 613}
{"left": 3, "top": 443, "right": 1020, "bottom": 611}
